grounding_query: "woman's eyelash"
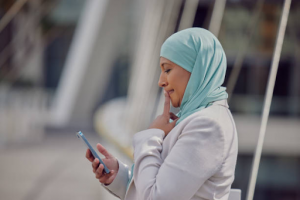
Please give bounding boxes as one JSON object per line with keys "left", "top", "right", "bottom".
{"left": 164, "top": 69, "right": 171, "bottom": 73}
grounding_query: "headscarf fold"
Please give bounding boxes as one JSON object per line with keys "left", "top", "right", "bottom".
{"left": 160, "top": 28, "right": 228, "bottom": 125}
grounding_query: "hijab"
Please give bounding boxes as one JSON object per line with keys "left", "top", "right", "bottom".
{"left": 160, "top": 28, "right": 228, "bottom": 125}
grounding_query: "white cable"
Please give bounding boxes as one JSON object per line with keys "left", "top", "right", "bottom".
{"left": 246, "top": 0, "right": 292, "bottom": 200}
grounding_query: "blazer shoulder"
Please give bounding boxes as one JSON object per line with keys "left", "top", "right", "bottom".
{"left": 184, "top": 110, "right": 223, "bottom": 128}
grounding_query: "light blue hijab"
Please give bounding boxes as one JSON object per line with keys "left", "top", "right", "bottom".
{"left": 160, "top": 28, "right": 228, "bottom": 125}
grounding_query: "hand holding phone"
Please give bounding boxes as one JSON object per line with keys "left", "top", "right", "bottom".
{"left": 77, "top": 131, "right": 119, "bottom": 185}
{"left": 77, "top": 131, "right": 110, "bottom": 173}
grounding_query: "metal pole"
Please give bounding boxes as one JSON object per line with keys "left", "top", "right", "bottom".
{"left": 208, "top": 0, "right": 227, "bottom": 38}
{"left": 246, "top": 0, "right": 291, "bottom": 199}
{"left": 178, "top": 0, "right": 199, "bottom": 31}
{"left": 0, "top": 0, "right": 28, "bottom": 33}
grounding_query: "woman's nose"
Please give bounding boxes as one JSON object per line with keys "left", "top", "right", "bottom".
{"left": 158, "top": 73, "right": 167, "bottom": 87}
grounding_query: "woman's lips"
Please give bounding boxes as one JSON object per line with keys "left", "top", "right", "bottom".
{"left": 168, "top": 90, "right": 174, "bottom": 95}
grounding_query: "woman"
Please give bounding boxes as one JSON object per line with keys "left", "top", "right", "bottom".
{"left": 86, "top": 28, "right": 238, "bottom": 200}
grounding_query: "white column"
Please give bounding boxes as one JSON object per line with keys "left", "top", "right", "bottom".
{"left": 51, "top": 0, "right": 108, "bottom": 127}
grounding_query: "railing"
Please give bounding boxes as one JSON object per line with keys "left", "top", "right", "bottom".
{"left": 0, "top": 87, "right": 51, "bottom": 145}
{"left": 0, "top": 0, "right": 56, "bottom": 145}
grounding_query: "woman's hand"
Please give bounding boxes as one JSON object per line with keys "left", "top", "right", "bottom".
{"left": 86, "top": 143, "right": 119, "bottom": 185}
{"left": 149, "top": 91, "right": 179, "bottom": 136}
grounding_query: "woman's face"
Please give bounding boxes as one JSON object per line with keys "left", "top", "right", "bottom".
{"left": 158, "top": 57, "right": 191, "bottom": 107}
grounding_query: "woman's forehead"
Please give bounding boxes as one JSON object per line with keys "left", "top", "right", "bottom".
{"left": 160, "top": 57, "right": 173, "bottom": 66}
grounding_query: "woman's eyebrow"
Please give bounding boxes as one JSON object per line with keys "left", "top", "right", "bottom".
{"left": 161, "top": 63, "right": 170, "bottom": 68}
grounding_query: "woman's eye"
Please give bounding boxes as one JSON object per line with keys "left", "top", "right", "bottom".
{"left": 164, "top": 69, "right": 171, "bottom": 73}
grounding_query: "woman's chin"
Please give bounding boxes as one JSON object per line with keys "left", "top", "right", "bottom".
{"left": 170, "top": 100, "right": 180, "bottom": 108}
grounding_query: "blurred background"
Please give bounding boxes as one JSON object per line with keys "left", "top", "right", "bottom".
{"left": 0, "top": 0, "right": 299, "bottom": 199}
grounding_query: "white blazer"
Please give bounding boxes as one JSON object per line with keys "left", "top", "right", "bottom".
{"left": 104, "top": 100, "right": 238, "bottom": 200}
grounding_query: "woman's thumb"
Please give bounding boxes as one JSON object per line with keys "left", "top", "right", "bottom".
{"left": 97, "top": 143, "right": 111, "bottom": 158}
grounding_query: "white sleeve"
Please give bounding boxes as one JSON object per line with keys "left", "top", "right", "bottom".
{"left": 132, "top": 117, "right": 225, "bottom": 200}
{"left": 102, "top": 159, "right": 130, "bottom": 199}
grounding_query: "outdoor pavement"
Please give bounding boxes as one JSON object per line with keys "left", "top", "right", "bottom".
{"left": 0, "top": 131, "right": 133, "bottom": 200}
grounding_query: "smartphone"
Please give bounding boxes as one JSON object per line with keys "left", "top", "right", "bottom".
{"left": 76, "top": 131, "right": 110, "bottom": 174}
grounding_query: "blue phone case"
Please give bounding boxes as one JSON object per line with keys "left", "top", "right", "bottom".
{"left": 76, "top": 131, "right": 110, "bottom": 174}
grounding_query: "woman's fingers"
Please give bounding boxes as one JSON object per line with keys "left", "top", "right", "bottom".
{"left": 86, "top": 149, "right": 94, "bottom": 162}
{"left": 97, "top": 164, "right": 104, "bottom": 174}
{"left": 95, "top": 164, "right": 104, "bottom": 178}
{"left": 97, "top": 143, "right": 112, "bottom": 159}
{"left": 148, "top": 91, "right": 179, "bottom": 135}
{"left": 105, "top": 170, "right": 116, "bottom": 184}
{"left": 95, "top": 165, "right": 115, "bottom": 184}
{"left": 171, "top": 118, "right": 179, "bottom": 126}
{"left": 92, "top": 158, "right": 99, "bottom": 170}
{"left": 99, "top": 170, "right": 116, "bottom": 184}
{"left": 169, "top": 112, "right": 178, "bottom": 120}
{"left": 163, "top": 91, "right": 171, "bottom": 117}
{"left": 87, "top": 145, "right": 118, "bottom": 185}
{"left": 163, "top": 118, "right": 179, "bottom": 137}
